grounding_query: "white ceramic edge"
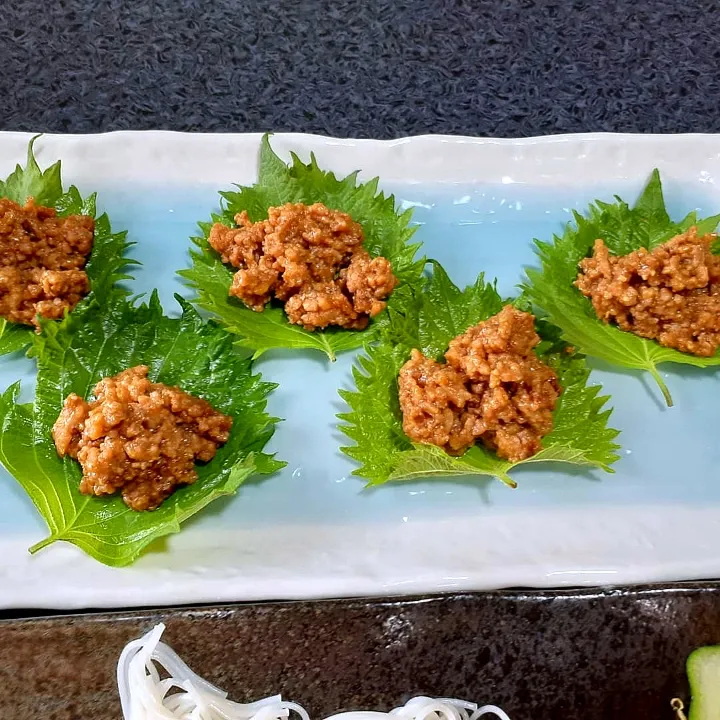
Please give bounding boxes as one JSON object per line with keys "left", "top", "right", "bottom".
{"left": 3, "top": 505, "right": 720, "bottom": 609}
{"left": 3, "top": 130, "right": 720, "bottom": 186}
{"left": 1, "top": 130, "right": 720, "bottom": 609}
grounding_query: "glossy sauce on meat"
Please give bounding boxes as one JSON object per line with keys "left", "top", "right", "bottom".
{"left": 52, "top": 366, "right": 233, "bottom": 511}
{"left": 208, "top": 202, "right": 397, "bottom": 330}
{"left": 398, "top": 306, "right": 561, "bottom": 463}
{"left": 0, "top": 198, "right": 94, "bottom": 327}
{"left": 576, "top": 227, "right": 720, "bottom": 356}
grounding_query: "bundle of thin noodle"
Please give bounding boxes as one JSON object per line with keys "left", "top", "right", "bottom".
{"left": 118, "top": 624, "right": 511, "bottom": 720}
{"left": 117, "top": 623, "right": 310, "bottom": 720}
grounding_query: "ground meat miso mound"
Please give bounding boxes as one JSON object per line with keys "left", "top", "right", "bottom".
{"left": 575, "top": 227, "right": 720, "bottom": 356}
{"left": 0, "top": 198, "right": 94, "bottom": 328}
{"left": 52, "top": 366, "right": 233, "bottom": 511}
{"left": 208, "top": 202, "right": 397, "bottom": 330}
{"left": 398, "top": 306, "right": 561, "bottom": 463}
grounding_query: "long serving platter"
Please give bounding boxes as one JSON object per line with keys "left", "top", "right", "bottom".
{"left": 1, "top": 131, "right": 719, "bottom": 609}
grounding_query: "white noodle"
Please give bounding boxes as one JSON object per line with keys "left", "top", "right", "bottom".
{"left": 117, "top": 624, "right": 511, "bottom": 720}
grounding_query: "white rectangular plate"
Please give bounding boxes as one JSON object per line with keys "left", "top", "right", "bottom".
{"left": 1, "top": 131, "right": 720, "bottom": 609}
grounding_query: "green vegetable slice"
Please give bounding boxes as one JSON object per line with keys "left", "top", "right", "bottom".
{"left": 0, "top": 136, "right": 136, "bottom": 356}
{"left": 0, "top": 293, "right": 283, "bottom": 566}
{"left": 179, "top": 134, "right": 425, "bottom": 361}
{"left": 681, "top": 645, "right": 720, "bottom": 720}
{"left": 523, "top": 170, "right": 720, "bottom": 407}
{"left": 337, "top": 262, "right": 620, "bottom": 487}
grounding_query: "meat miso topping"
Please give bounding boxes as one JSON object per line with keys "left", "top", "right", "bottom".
{"left": 575, "top": 227, "right": 720, "bottom": 356}
{"left": 398, "top": 305, "right": 561, "bottom": 463}
{"left": 0, "top": 198, "right": 94, "bottom": 328}
{"left": 52, "top": 366, "right": 233, "bottom": 511}
{"left": 208, "top": 202, "right": 397, "bottom": 330}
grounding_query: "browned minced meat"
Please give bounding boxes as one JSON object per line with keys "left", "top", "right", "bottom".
{"left": 576, "top": 227, "right": 720, "bottom": 356}
{"left": 208, "top": 202, "right": 397, "bottom": 330}
{"left": 398, "top": 306, "right": 561, "bottom": 463}
{"left": 52, "top": 366, "right": 233, "bottom": 511}
{"left": 0, "top": 198, "right": 94, "bottom": 328}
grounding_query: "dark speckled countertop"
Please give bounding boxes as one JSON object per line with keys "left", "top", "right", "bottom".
{"left": 1, "top": 0, "right": 719, "bottom": 137}
{"left": 4, "top": 586, "right": 720, "bottom": 720}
